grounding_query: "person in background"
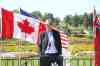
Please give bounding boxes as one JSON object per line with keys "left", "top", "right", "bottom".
{"left": 39, "top": 23, "right": 63, "bottom": 66}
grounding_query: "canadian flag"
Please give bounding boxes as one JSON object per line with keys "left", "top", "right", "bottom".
{"left": 14, "top": 13, "right": 39, "bottom": 43}
{"left": 1, "top": 8, "right": 14, "bottom": 39}
{"left": 0, "top": 8, "right": 41, "bottom": 44}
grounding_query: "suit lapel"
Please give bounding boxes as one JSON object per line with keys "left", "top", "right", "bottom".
{"left": 45, "top": 32, "right": 48, "bottom": 48}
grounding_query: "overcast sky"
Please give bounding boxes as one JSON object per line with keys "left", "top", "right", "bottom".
{"left": 0, "top": 0, "right": 100, "bottom": 19}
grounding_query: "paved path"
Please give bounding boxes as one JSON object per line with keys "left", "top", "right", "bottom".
{"left": 0, "top": 52, "right": 16, "bottom": 57}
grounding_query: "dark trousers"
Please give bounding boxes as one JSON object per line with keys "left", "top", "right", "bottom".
{"left": 40, "top": 54, "right": 63, "bottom": 66}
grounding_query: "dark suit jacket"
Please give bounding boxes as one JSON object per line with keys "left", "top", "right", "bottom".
{"left": 39, "top": 29, "right": 62, "bottom": 56}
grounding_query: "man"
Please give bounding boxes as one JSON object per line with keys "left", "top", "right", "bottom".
{"left": 39, "top": 24, "right": 63, "bottom": 66}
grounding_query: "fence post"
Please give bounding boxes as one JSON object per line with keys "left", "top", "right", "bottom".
{"left": 77, "top": 58, "right": 79, "bottom": 66}
{"left": 25, "top": 61, "right": 27, "bottom": 66}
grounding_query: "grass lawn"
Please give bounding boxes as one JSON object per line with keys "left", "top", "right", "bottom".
{"left": 0, "top": 57, "right": 39, "bottom": 66}
{"left": 0, "top": 56, "right": 94, "bottom": 66}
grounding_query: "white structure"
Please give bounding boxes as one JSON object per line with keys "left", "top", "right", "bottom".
{"left": 0, "top": 52, "right": 16, "bottom": 57}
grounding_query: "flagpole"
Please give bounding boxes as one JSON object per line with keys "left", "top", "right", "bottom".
{"left": 92, "top": 6, "right": 97, "bottom": 66}
{"left": 92, "top": 6, "right": 96, "bottom": 48}
{"left": 17, "top": 7, "right": 21, "bottom": 66}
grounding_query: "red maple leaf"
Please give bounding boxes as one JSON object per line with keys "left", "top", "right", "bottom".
{"left": 17, "top": 19, "right": 34, "bottom": 34}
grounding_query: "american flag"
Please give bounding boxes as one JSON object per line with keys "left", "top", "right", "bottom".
{"left": 60, "top": 31, "right": 70, "bottom": 47}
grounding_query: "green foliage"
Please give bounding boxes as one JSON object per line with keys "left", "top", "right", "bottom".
{"left": 31, "top": 11, "right": 42, "bottom": 18}
{"left": 69, "top": 44, "right": 94, "bottom": 55}
{"left": 13, "top": 9, "right": 19, "bottom": 13}
{"left": 86, "top": 34, "right": 93, "bottom": 40}
{"left": 0, "top": 39, "right": 38, "bottom": 52}
{"left": 88, "top": 13, "right": 93, "bottom": 27}
{"left": 73, "top": 14, "right": 80, "bottom": 27}
{"left": 64, "top": 15, "right": 72, "bottom": 25}
{"left": 63, "top": 14, "right": 84, "bottom": 28}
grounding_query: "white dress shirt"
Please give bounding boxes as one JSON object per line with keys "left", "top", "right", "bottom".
{"left": 45, "top": 32, "right": 58, "bottom": 54}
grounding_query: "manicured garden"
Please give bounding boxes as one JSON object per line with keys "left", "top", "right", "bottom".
{"left": 0, "top": 35, "right": 95, "bottom": 66}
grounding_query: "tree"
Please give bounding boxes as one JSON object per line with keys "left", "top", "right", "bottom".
{"left": 53, "top": 17, "right": 61, "bottom": 25}
{"left": 88, "top": 13, "right": 93, "bottom": 27}
{"left": 82, "top": 12, "right": 93, "bottom": 33}
{"left": 83, "top": 12, "right": 88, "bottom": 31}
{"left": 64, "top": 15, "right": 72, "bottom": 25}
{"left": 42, "top": 12, "right": 55, "bottom": 24}
{"left": 63, "top": 15, "right": 72, "bottom": 30}
{"left": 13, "top": 9, "right": 19, "bottom": 13}
{"left": 31, "top": 11, "right": 42, "bottom": 18}
{"left": 42, "top": 13, "right": 48, "bottom": 21}
{"left": 73, "top": 14, "right": 81, "bottom": 27}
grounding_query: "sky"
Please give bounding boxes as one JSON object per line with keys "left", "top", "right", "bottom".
{"left": 0, "top": 0, "right": 100, "bottom": 20}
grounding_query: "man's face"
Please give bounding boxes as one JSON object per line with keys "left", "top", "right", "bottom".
{"left": 45, "top": 25, "right": 52, "bottom": 32}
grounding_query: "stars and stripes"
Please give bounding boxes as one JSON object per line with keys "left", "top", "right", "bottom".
{"left": 60, "top": 31, "right": 70, "bottom": 46}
